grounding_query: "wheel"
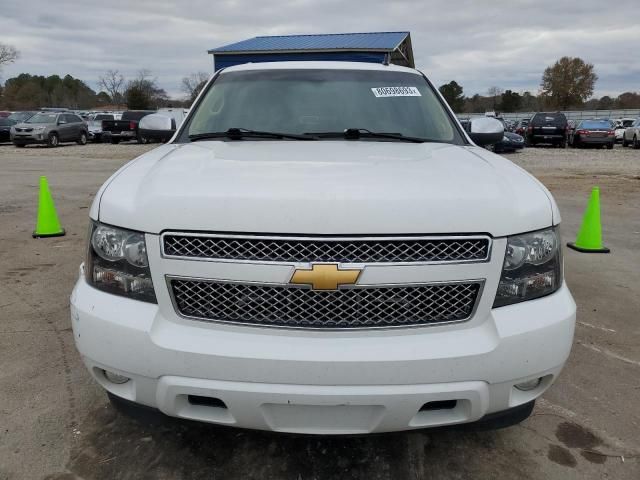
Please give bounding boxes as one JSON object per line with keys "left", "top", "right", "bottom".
{"left": 622, "top": 137, "right": 629, "bottom": 147}
{"left": 14, "top": 143, "right": 25, "bottom": 148}
{"left": 606, "top": 143, "right": 613, "bottom": 150}
{"left": 633, "top": 136, "right": 639, "bottom": 149}
{"left": 110, "top": 137, "right": 120, "bottom": 144}
{"left": 137, "top": 133, "right": 149, "bottom": 144}
{"left": 47, "top": 133, "right": 59, "bottom": 148}
{"left": 77, "top": 131, "right": 87, "bottom": 145}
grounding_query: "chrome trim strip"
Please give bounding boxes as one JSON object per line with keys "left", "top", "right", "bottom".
{"left": 165, "top": 275, "right": 486, "bottom": 331}
{"left": 160, "top": 232, "right": 493, "bottom": 266}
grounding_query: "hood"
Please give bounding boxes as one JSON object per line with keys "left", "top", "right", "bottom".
{"left": 96, "top": 141, "right": 555, "bottom": 237}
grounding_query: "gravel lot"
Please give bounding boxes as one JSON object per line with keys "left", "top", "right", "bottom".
{"left": 0, "top": 142, "right": 639, "bottom": 480}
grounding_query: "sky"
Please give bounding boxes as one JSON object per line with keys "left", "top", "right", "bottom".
{"left": 1, "top": 0, "right": 639, "bottom": 100}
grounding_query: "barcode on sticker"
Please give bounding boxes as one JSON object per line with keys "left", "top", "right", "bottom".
{"left": 371, "top": 86, "right": 421, "bottom": 97}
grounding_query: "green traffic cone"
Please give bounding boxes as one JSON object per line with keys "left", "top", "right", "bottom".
{"left": 33, "top": 176, "right": 65, "bottom": 238}
{"left": 567, "top": 186, "right": 609, "bottom": 253}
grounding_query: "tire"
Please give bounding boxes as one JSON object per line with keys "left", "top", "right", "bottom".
{"left": 14, "top": 143, "right": 25, "bottom": 148}
{"left": 137, "top": 133, "right": 149, "bottom": 144}
{"left": 634, "top": 136, "right": 639, "bottom": 150}
{"left": 47, "top": 133, "right": 59, "bottom": 148}
{"left": 622, "top": 137, "right": 628, "bottom": 147}
{"left": 110, "top": 137, "right": 120, "bottom": 144}
{"left": 606, "top": 143, "right": 613, "bottom": 150}
{"left": 77, "top": 131, "right": 87, "bottom": 145}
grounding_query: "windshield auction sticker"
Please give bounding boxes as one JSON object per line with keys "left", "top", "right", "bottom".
{"left": 371, "top": 86, "right": 422, "bottom": 97}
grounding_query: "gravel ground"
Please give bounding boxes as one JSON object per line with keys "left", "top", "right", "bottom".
{"left": 0, "top": 142, "right": 639, "bottom": 480}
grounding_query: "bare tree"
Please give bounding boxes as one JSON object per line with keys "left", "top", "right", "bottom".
{"left": 0, "top": 43, "right": 19, "bottom": 68}
{"left": 98, "top": 69, "right": 125, "bottom": 104}
{"left": 181, "top": 72, "right": 209, "bottom": 103}
{"left": 487, "top": 86, "right": 503, "bottom": 111}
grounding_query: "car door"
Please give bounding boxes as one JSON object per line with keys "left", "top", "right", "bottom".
{"left": 57, "top": 114, "right": 72, "bottom": 141}
{"left": 69, "top": 114, "right": 84, "bottom": 140}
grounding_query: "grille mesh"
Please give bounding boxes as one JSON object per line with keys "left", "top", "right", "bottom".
{"left": 163, "top": 235, "right": 489, "bottom": 263}
{"left": 170, "top": 280, "right": 481, "bottom": 329}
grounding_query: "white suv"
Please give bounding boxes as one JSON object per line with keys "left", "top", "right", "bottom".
{"left": 70, "top": 61, "right": 576, "bottom": 434}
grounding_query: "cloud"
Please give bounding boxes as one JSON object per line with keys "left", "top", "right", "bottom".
{"left": 1, "top": 0, "right": 637, "bottom": 98}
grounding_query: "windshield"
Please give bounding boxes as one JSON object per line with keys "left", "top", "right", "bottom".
{"left": 26, "top": 113, "right": 58, "bottom": 124}
{"left": 185, "top": 69, "right": 463, "bottom": 143}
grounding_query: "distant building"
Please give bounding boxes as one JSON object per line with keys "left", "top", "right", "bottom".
{"left": 208, "top": 32, "right": 414, "bottom": 71}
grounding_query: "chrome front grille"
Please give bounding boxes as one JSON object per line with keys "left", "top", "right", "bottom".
{"left": 162, "top": 234, "right": 490, "bottom": 264}
{"left": 169, "top": 279, "right": 482, "bottom": 329}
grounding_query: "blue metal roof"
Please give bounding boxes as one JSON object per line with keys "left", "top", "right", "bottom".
{"left": 209, "top": 32, "right": 410, "bottom": 53}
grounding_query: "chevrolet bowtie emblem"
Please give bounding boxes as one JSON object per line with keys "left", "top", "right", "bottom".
{"left": 290, "top": 264, "right": 362, "bottom": 290}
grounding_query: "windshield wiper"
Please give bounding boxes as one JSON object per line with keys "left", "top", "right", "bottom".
{"left": 305, "top": 128, "right": 429, "bottom": 143}
{"left": 189, "top": 128, "right": 317, "bottom": 141}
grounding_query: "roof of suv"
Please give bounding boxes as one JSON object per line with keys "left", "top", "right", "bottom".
{"left": 221, "top": 61, "right": 421, "bottom": 75}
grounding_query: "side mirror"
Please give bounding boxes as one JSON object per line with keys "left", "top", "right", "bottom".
{"left": 138, "top": 114, "right": 175, "bottom": 143}
{"left": 468, "top": 117, "right": 504, "bottom": 146}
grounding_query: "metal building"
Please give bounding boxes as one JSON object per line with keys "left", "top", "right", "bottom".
{"left": 208, "top": 32, "right": 414, "bottom": 71}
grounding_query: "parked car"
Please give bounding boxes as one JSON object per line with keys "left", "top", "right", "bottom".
{"left": 8, "top": 111, "right": 36, "bottom": 123}
{"left": 568, "top": 119, "right": 615, "bottom": 149}
{"left": 621, "top": 118, "right": 640, "bottom": 148}
{"left": 514, "top": 119, "right": 529, "bottom": 136}
{"left": 0, "top": 118, "right": 16, "bottom": 143}
{"left": 493, "top": 131, "right": 525, "bottom": 153}
{"left": 102, "top": 110, "right": 155, "bottom": 144}
{"left": 526, "top": 112, "right": 568, "bottom": 147}
{"left": 11, "top": 112, "right": 88, "bottom": 148}
{"left": 71, "top": 61, "right": 575, "bottom": 435}
{"left": 615, "top": 118, "right": 636, "bottom": 144}
{"left": 87, "top": 113, "right": 116, "bottom": 143}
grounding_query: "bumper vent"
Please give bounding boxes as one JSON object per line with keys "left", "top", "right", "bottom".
{"left": 162, "top": 234, "right": 490, "bottom": 264}
{"left": 169, "top": 279, "right": 482, "bottom": 329}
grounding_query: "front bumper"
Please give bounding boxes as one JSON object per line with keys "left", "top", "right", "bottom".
{"left": 71, "top": 270, "right": 575, "bottom": 434}
{"left": 12, "top": 133, "right": 47, "bottom": 144}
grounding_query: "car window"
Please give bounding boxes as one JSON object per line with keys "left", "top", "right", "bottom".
{"left": 26, "top": 113, "right": 58, "bottom": 124}
{"left": 0, "top": 118, "right": 16, "bottom": 126}
{"left": 580, "top": 121, "right": 611, "bottom": 129}
{"left": 69, "top": 114, "right": 83, "bottom": 123}
{"left": 94, "top": 114, "right": 114, "bottom": 121}
{"left": 186, "top": 69, "right": 463, "bottom": 143}
{"left": 531, "top": 113, "right": 567, "bottom": 125}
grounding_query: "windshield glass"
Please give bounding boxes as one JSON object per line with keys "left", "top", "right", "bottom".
{"left": 186, "top": 69, "right": 463, "bottom": 143}
{"left": 26, "top": 113, "right": 57, "bottom": 124}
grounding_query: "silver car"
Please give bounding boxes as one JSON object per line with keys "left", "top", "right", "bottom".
{"left": 87, "top": 113, "right": 116, "bottom": 143}
{"left": 621, "top": 118, "right": 640, "bottom": 149}
{"left": 11, "top": 112, "right": 88, "bottom": 148}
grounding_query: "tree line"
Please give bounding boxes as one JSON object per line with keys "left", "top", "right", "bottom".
{"left": 439, "top": 56, "right": 640, "bottom": 114}
{"left": 2, "top": 43, "right": 638, "bottom": 114}
{"left": 1, "top": 43, "right": 209, "bottom": 110}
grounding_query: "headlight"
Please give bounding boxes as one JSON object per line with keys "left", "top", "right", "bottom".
{"left": 493, "top": 227, "right": 562, "bottom": 308}
{"left": 34, "top": 126, "right": 46, "bottom": 132}
{"left": 86, "top": 221, "right": 156, "bottom": 303}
